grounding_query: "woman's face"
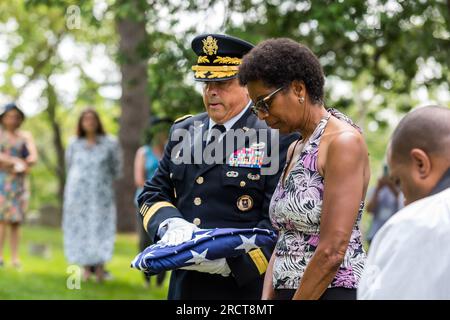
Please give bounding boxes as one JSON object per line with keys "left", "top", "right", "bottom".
{"left": 81, "top": 112, "right": 99, "bottom": 135}
{"left": 1, "top": 109, "right": 23, "bottom": 130}
{"left": 247, "top": 80, "right": 303, "bottom": 134}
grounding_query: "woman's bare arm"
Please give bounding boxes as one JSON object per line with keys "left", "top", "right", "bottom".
{"left": 134, "top": 147, "right": 146, "bottom": 188}
{"left": 293, "top": 131, "right": 367, "bottom": 299}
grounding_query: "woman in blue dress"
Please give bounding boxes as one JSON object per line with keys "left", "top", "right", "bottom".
{"left": 63, "top": 108, "right": 122, "bottom": 282}
{"left": 134, "top": 118, "right": 170, "bottom": 287}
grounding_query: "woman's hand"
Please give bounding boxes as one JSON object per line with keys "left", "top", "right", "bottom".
{"left": 12, "top": 158, "right": 28, "bottom": 173}
{"left": 0, "top": 153, "right": 27, "bottom": 172}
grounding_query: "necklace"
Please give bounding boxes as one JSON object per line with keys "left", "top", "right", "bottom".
{"left": 282, "top": 136, "right": 308, "bottom": 187}
{"left": 281, "top": 112, "right": 330, "bottom": 187}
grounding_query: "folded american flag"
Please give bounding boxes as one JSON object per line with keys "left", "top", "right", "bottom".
{"left": 131, "top": 228, "right": 277, "bottom": 274}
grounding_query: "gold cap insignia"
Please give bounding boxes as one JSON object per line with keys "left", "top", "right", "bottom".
{"left": 202, "top": 36, "right": 218, "bottom": 56}
{"left": 237, "top": 195, "right": 253, "bottom": 212}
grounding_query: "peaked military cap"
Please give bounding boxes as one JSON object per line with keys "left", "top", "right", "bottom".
{"left": 191, "top": 34, "right": 254, "bottom": 82}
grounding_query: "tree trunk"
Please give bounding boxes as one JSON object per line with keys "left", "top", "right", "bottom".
{"left": 115, "top": 0, "right": 150, "bottom": 232}
{"left": 45, "top": 81, "right": 66, "bottom": 212}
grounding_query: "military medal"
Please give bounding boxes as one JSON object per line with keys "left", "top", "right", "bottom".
{"left": 237, "top": 195, "right": 253, "bottom": 212}
{"left": 247, "top": 173, "right": 260, "bottom": 181}
{"left": 228, "top": 147, "right": 264, "bottom": 168}
{"left": 226, "top": 171, "right": 239, "bottom": 178}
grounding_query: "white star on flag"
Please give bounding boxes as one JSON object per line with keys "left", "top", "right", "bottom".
{"left": 234, "top": 234, "right": 259, "bottom": 253}
{"left": 143, "top": 251, "right": 155, "bottom": 258}
{"left": 185, "top": 249, "right": 210, "bottom": 265}
{"left": 191, "top": 231, "right": 212, "bottom": 243}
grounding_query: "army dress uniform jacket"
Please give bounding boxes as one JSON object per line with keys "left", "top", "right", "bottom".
{"left": 137, "top": 107, "right": 298, "bottom": 299}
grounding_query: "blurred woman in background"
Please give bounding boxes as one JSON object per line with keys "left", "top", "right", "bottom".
{"left": 63, "top": 108, "right": 122, "bottom": 282}
{"left": 0, "top": 102, "right": 38, "bottom": 269}
{"left": 366, "top": 164, "right": 403, "bottom": 245}
{"left": 134, "top": 117, "right": 170, "bottom": 287}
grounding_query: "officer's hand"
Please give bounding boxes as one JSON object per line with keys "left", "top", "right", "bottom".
{"left": 158, "top": 218, "right": 199, "bottom": 246}
{"left": 180, "top": 258, "right": 231, "bottom": 277}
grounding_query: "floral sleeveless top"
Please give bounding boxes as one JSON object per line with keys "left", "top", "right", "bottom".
{"left": 269, "top": 108, "right": 366, "bottom": 290}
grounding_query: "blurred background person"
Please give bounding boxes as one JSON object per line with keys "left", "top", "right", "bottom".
{"left": 0, "top": 102, "right": 38, "bottom": 269}
{"left": 134, "top": 117, "right": 171, "bottom": 288}
{"left": 365, "top": 164, "right": 403, "bottom": 245}
{"left": 63, "top": 108, "right": 122, "bottom": 282}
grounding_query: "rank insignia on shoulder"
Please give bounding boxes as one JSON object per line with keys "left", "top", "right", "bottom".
{"left": 228, "top": 147, "right": 264, "bottom": 168}
{"left": 174, "top": 114, "right": 193, "bottom": 124}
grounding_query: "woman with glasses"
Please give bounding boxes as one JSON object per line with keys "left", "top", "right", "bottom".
{"left": 239, "top": 38, "right": 370, "bottom": 300}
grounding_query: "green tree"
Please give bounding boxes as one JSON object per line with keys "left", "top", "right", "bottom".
{"left": 0, "top": 0, "right": 118, "bottom": 214}
{"left": 224, "top": 0, "right": 449, "bottom": 116}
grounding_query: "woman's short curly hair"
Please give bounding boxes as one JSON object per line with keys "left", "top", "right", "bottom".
{"left": 239, "top": 38, "right": 325, "bottom": 104}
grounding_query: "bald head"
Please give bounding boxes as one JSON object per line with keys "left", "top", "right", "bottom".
{"left": 389, "top": 105, "right": 450, "bottom": 205}
{"left": 391, "top": 105, "right": 450, "bottom": 163}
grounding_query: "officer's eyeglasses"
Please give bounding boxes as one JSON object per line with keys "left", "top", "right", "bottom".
{"left": 251, "top": 86, "right": 285, "bottom": 116}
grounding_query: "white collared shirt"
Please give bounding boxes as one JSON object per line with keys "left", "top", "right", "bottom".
{"left": 206, "top": 101, "right": 251, "bottom": 143}
{"left": 358, "top": 187, "right": 450, "bottom": 300}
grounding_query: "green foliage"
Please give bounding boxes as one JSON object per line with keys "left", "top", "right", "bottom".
{"left": 147, "top": 32, "right": 204, "bottom": 119}
{"left": 222, "top": 0, "right": 450, "bottom": 184}
{"left": 1, "top": 0, "right": 121, "bottom": 208}
{"left": 226, "top": 0, "right": 449, "bottom": 113}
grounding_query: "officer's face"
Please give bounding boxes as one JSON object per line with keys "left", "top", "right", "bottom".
{"left": 247, "top": 80, "right": 301, "bottom": 134}
{"left": 202, "top": 78, "right": 249, "bottom": 124}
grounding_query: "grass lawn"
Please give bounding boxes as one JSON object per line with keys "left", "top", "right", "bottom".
{"left": 0, "top": 225, "right": 169, "bottom": 299}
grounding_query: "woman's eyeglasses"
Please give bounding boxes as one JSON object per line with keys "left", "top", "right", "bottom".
{"left": 251, "top": 86, "right": 284, "bottom": 116}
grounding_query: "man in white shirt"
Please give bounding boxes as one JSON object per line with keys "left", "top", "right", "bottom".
{"left": 358, "top": 105, "right": 450, "bottom": 299}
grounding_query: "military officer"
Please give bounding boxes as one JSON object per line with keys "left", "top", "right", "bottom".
{"left": 137, "top": 34, "right": 298, "bottom": 299}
